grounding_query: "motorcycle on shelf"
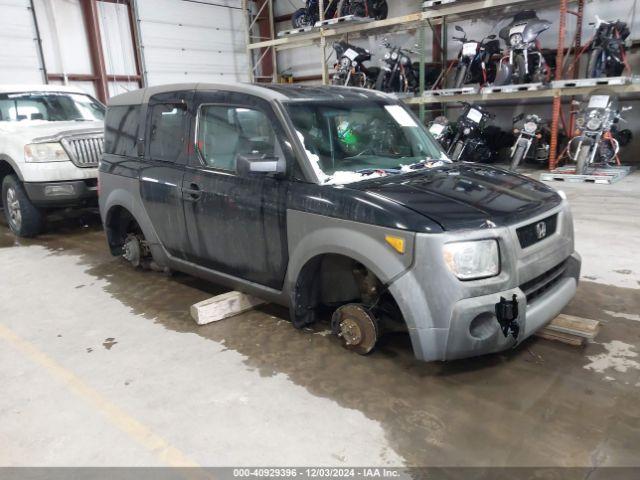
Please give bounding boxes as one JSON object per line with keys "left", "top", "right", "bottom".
{"left": 336, "top": 0, "right": 388, "bottom": 20}
{"left": 447, "top": 103, "right": 494, "bottom": 163}
{"left": 428, "top": 116, "right": 455, "bottom": 152}
{"left": 495, "top": 10, "right": 552, "bottom": 85}
{"left": 291, "top": 0, "right": 338, "bottom": 28}
{"left": 451, "top": 25, "right": 501, "bottom": 88}
{"left": 374, "top": 40, "right": 425, "bottom": 94}
{"left": 331, "top": 41, "right": 379, "bottom": 88}
{"left": 508, "top": 113, "right": 550, "bottom": 171}
{"left": 586, "top": 15, "right": 630, "bottom": 78}
{"left": 568, "top": 91, "right": 632, "bottom": 175}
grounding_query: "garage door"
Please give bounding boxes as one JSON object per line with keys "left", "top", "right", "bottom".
{"left": 135, "top": 0, "right": 249, "bottom": 86}
{"left": 0, "top": 0, "right": 44, "bottom": 84}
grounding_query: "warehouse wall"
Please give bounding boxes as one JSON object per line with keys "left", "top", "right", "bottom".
{"left": 0, "top": 0, "right": 45, "bottom": 84}
{"left": 135, "top": 0, "right": 249, "bottom": 85}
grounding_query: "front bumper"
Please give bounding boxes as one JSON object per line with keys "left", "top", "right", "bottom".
{"left": 24, "top": 179, "right": 98, "bottom": 208}
{"left": 388, "top": 201, "right": 582, "bottom": 362}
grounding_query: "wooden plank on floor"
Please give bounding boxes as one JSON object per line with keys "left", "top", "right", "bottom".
{"left": 535, "top": 314, "right": 600, "bottom": 346}
{"left": 190, "top": 291, "right": 265, "bottom": 326}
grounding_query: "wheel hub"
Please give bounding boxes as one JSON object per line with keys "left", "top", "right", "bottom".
{"left": 6, "top": 187, "right": 21, "bottom": 230}
{"left": 331, "top": 304, "right": 379, "bottom": 355}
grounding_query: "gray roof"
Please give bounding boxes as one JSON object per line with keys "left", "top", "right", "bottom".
{"left": 108, "top": 82, "right": 392, "bottom": 106}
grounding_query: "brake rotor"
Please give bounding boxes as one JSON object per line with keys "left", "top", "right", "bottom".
{"left": 122, "top": 235, "right": 141, "bottom": 267}
{"left": 331, "top": 304, "right": 379, "bottom": 355}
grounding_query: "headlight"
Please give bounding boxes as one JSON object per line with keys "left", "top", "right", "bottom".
{"left": 391, "top": 52, "right": 398, "bottom": 60}
{"left": 523, "top": 121, "right": 537, "bottom": 134}
{"left": 586, "top": 117, "right": 602, "bottom": 130}
{"left": 463, "top": 127, "right": 471, "bottom": 135}
{"left": 384, "top": 52, "right": 391, "bottom": 60}
{"left": 340, "top": 57, "right": 351, "bottom": 68}
{"left": 510, "top": 33, "right": 523, "bottom": 46}
{"left": 24, "top": 142, "right": 70, "bottom": 163}
{"left": 443, "top": 240, "right": 500, "bottom": 280}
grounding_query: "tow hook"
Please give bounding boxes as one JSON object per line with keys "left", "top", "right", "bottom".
{"left": 495, "top": 294, "right": 520, "bottom": 340}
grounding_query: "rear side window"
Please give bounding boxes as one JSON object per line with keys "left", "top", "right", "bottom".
{"left": 196, "top": 105, "right": 278, "bottom": 171}
{"left": 148, "top": 103, "right": 188, "bottom": 162}
{"left": 104, "top": 105, "right": 140, "bottom": 156}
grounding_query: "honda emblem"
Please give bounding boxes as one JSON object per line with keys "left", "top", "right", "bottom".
{"left": 535, "top": 221, "right": 547, "bottom": 239}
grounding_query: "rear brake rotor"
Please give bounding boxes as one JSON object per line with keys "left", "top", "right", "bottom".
{"left": 122, "top": 235, "right": 141, "bottom": 267}
{"left": 331, "top": 304, "right": 378, "bottom": 355}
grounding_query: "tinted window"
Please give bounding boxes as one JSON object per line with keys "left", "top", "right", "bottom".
{"left": 196, "top": 105, "right": 278, "bottom": 171}
{"left": 0, "top": 92, "right": 104, "bottom": 122}
{"left": 148, "top": 103, "right": 188, "bottom": 162}
{"left": 104, "top": 105, "right": 140, "bottom": 156}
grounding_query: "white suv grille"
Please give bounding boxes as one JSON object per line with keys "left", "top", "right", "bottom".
{"left": 62, "top": 135, "right": 104, "bottom": 168}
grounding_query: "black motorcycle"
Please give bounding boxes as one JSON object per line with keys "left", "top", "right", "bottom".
{"left": 428, "top": 116, "right": 455, "bottom": 152}
{"left": 331, "top": 41, "right": 379, "bottom": 87}
{"left": 509, "top": 113, "right": 550, "bottom": 171}
{"left": 495, "top": 10, "right": 551, "bottom": 85}
{"left": 447, "top": 103, "right": 494, "bottom": 163}
{"left": 375, "top": 40, "right": 430, "bottom": 94}
{"left": 292, "top": 0, "right": 338, "bottom": 28}
{"left": 568, "top": 91, "right": 632, "bottom": 174}
{"left": 586, "top": 15, "right": 630, "bottom": 78}
{"left": 336, "top": 0, "right": 388, "bottom": 19}
{"left": 451, "top": 25, "right": 501, "bottom": 88}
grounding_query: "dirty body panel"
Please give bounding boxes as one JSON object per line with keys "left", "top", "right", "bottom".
{"left": 99, "top": 82, "right": 581, "bottom": 362}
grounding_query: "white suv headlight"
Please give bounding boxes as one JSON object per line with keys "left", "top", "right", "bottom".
{"left": 443, "top": 240, "right": 500, "bottom": 280}
{"left": 24, "top": 142, "right": 70, "bottom": 163}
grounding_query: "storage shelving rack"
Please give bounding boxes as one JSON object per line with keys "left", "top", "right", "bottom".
{"left": 242, "top": 0, "right": 638, "bottom": 170}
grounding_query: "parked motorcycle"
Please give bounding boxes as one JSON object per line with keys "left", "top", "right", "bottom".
{"left": 331, "top": 41, "right": 379, "bottom": 87}
{"left": 568, "top": 91, "right": 632, "bottom": 175}
{"left": 451, "top": 25, "right": 501, "bottom": 88}
{"left": 291, "top": 0, "right": 338, "bottom": 28}
{"left": 586, "top": 15, "right": 630, "bottom": 78}
{"left": 375, "top": 40, "right": 425, "bottom": 94}
{"left": 509, "top": 113, "right": 550, "bottom": 170}
{"left": 428, "top": 116, "right": 454, "bottom": 151}
{"left": 336, "top": 0, "right": 388, "bottom": 20}
{"left": 495, "top": 10, "right": 551, "bottom": 85}
{"left": 447, "top": 103, "right": 494, "bottom": 163}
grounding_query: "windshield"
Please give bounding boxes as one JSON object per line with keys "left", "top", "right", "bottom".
{"left": 286, "top": 100, "right": 449, "bottom": 184}
{"left": 0, "top": 92, "right": 105, "bottom": 122}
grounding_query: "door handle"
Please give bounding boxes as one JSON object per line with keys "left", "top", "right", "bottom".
{"left": 182, "top": 183, "right": 202, "bottom": 202}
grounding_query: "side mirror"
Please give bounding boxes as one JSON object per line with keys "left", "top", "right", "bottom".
{"left": 486, "top": 34, "right": 497, "bottom": 39}
{"left": 236, "top": 153, "right": 286, "bottom": 177}
{"left": 136, "top": 138, "right": 145, "bottom": 157}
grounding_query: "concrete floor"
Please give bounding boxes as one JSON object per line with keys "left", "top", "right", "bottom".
{"left": 1, "top": 172, "right": 639, "bottom": 468}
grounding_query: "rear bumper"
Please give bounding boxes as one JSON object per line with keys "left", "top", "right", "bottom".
{"left": 24, "top": 180, "right": 98, "bottom": 208}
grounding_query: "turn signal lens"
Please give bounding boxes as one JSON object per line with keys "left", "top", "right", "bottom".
{"left": 385, "top": 235, "right": 405, "bottom": 254}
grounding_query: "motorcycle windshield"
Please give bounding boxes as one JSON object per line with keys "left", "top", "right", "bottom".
{"left": 523, "top": 19, "right": 551, "bottom": 43}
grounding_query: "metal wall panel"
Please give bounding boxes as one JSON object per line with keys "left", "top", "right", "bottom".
{"left": 136, "top": 0, "right": 249, "bottom": 85}
{"left": 0, "top": 0, "right": 43, "bottom": 83}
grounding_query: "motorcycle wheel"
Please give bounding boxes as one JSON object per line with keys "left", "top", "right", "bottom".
{"left": 514, "top": 54, "right": 527, "bottom": 84}
{"left": 365, "top": 66, "right": 380, "bottom": 88}
{"left": 291, "top": 8, "right": 308, "bottom": 28}
{"left": 453, "top": 63, "right": 469, "bottom": 89}
{"left": 575, "top": 146, "right": 591, "bottom": 175}
{"left": 586, "top": 48, "right": 604, "bottom": 79}
{"left": 374, "top": 70, "right": 388, "bottom": 91}
{"left": 510, "top": 143, "right": 527, "bottom": 171}
{"left": 451, "top": 141, "right": 464, "bottom": 161}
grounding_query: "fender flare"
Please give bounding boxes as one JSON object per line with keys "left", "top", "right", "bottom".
{"left": 101, "top": 184, "right": 168, "bottom": 265}
{"left": 0, "top": 154, "right": 22, "bottom": 181}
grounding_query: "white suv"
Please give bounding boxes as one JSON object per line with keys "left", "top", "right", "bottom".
{"left": 0, "top": 85, "right": 105, "bottom": 237}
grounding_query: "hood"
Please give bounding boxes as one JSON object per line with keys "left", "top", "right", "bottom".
{"left": 0, "top": 120, "right": 103, "bottom": 142}
{"left": 347, "top": 163, "right": 562, "bottom": 231}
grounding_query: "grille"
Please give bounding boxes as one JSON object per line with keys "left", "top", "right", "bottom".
{"left": 63, "top": 136, "right": 104, "bottom": 168}
{"left": 520, "top": 260, "right": 568, "bottom": 304}
{"left": 516, "top": 214, "right": 558, "bottom": 249}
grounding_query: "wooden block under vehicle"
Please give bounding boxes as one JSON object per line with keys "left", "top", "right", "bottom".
{"left": 535, "top": 314, "right": 600, "bottom": 346}
{"left": 190, "top": 291, "right": 265, "bottom": 326}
